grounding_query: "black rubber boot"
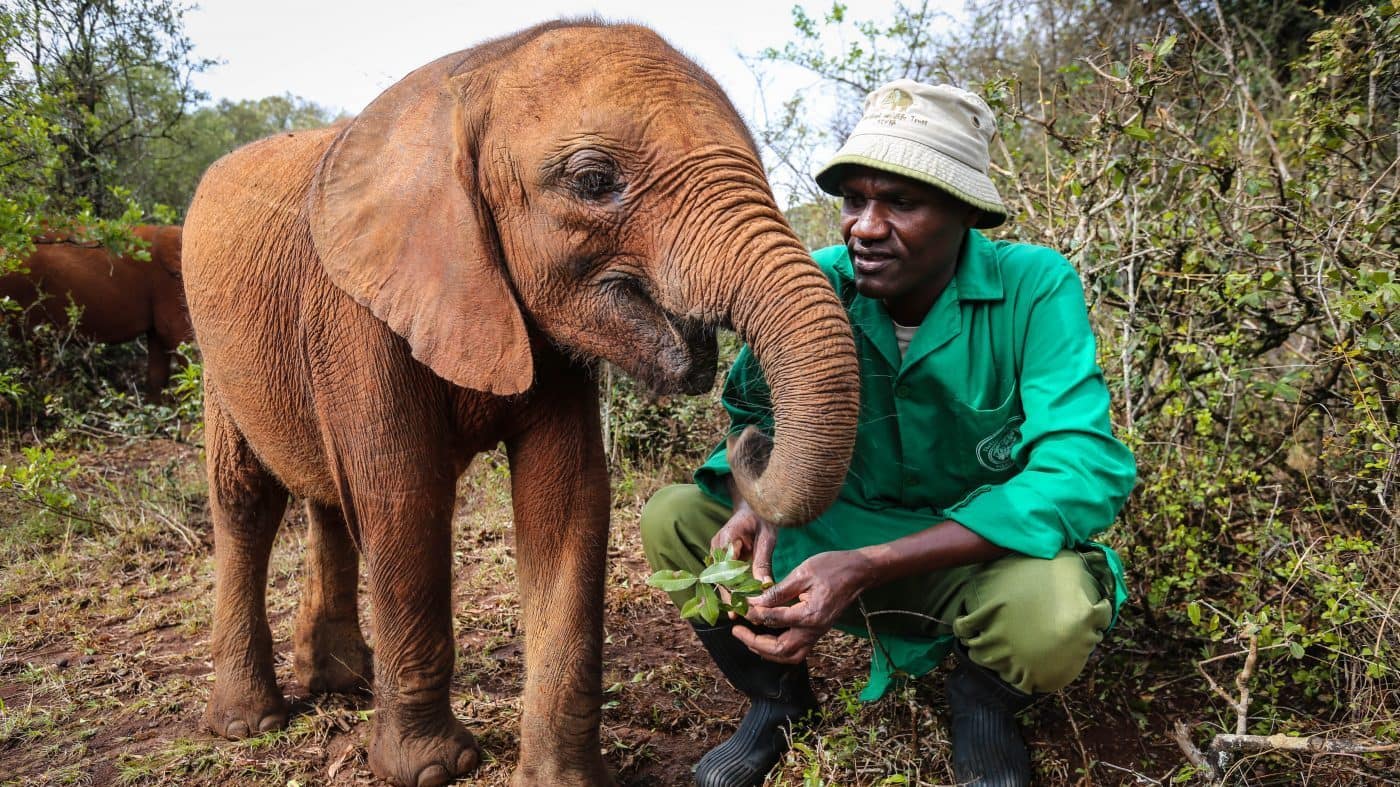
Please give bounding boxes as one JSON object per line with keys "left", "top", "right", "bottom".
{"left": 690, "top": 622, "right": 818, "bottom": 787}
{"left": 946, "top": 645, "right": 1034, "bottom": 787}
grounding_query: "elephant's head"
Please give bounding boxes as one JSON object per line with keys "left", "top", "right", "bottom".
{"left": 307, "top": 21, "right": 859, "bottom": 525}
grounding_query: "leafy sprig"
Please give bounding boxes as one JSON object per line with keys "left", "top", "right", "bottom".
{"left": 646, "top": 545, "right": 773, "bottom": 625}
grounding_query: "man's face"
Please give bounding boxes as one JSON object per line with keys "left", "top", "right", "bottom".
{"left": 837, "top": 167, "right": 980, "bottom": 325}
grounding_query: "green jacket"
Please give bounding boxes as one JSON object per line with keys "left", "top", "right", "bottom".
{"left": 695, "top": 231, "right": 1136, "bottom": 700}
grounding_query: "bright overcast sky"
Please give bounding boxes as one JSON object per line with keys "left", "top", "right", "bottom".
{"left": 184, "top": 1, "right": 957, "bottom": 127}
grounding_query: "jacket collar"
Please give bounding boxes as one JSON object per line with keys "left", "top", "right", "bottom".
{"left": 953, "top": 230, "right": 1003, "bottom": 302}
{"left": 838, "top": 230, "right": 1002, "bottom": 372}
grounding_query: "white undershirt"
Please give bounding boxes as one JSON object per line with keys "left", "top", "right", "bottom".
{"left": 893, "top": 320, "right": 919, "bottom": 357}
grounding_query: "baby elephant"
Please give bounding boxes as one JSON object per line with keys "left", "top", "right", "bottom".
{"left": 183, "top": 19, "right": 858, "bottom": 787}
{"left": 0, "top": 225, "right": 191, "bottom": 397}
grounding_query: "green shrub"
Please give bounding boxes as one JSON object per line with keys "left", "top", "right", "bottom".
{"left": 1001, "top": 6, "right": 1400, "bottom": 728}
{"left": 0, "top": 298, "right": 202, "bottom": 442}
{"left": 598, "top": 332, "right": 741, "bottom": 471}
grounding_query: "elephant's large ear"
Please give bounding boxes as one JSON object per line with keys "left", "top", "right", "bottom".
{"left": 308, "top": 53, "right": 533, "bottom": 396}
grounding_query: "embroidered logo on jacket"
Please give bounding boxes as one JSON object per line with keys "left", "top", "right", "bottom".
{"left": 976, "top": 416, "right": 1024, "bottom": 472}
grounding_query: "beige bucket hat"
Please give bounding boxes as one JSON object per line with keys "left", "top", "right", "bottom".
{"left": 815, "top": 80, "right": 1008, "bottom": 228}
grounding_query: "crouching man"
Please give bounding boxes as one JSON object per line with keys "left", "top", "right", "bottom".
{"left": 641, "top": 80, "right": 1136, "bottom": 787}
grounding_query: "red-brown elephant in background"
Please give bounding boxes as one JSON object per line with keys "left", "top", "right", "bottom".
{"left": 0, "top": 225, "right": 191, "bottom": 397}
{"left": 181, "top": 20, "right": 860, "bottom": 787}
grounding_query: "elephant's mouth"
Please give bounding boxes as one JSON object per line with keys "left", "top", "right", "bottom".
{"left": 654, "top": 313, "right": 718, "bottom": 396}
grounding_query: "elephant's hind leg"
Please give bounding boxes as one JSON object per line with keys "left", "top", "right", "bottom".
{"left": 293, "top": 501, "right": 372, "bottom": 694}
{"left": 203, "top": 396, "right": 291, "bottom": 739}
{"left": 144, "top": 333, "right": 175, "bottom": 401}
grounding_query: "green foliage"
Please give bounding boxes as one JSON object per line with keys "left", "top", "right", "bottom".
{"left": 0, "top": 0, "right": 208, "bottom": 275}
{"left": 1, "top": 0, "right": 211, "bottom": 215}
{"left": 41, "top": 342, "right": 202, "bottom": 441}
{"left": 0, "top": 291, "right": 203, "bottom": 439}
{"left": 140, "top": 93, "right": 341, "bottom": 212}
{"left": 783, "top": 199, "right": 843, "bottom": 251}
{"left": 0, "top": 1, "right": 339, "bottom": 275}
{"left": 1030, "top": 9, "right": 1400, "bottom": 729}
{"left": 646, "top": 544, "right": 773, "bottom": 625}
{"left": 0, "top": 443, "right": 103, "bottom": 543}
{"left": 0, "top": 0, "right": 226, "bottom": 444}
{"left": 1, "top": 445, "right": 82, "bottom": 512}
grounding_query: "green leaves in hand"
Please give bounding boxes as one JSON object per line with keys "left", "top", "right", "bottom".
{"left": 699, "top": 560, "right": 749, "bottom": 584}
{"left": 649, "top": 548, "right": 774, "bottom": 625}
{"left": 696, "top": 582, "right": 720, "bottom": 625}
{"left": 646, "top": 569, "right": 699, "bottom": 592}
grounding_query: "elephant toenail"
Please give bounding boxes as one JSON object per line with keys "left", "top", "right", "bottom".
{"left": 457, "top": 748, "right": 480, "bottom": 772}
{"left": 416, "top": 764, "right": 450, "bottom": 787}
{"left": 258, "top": 714, "right": 285, "bottom": 732}
{"left": 226, "top": 720, "right": 250, "bottom": 738}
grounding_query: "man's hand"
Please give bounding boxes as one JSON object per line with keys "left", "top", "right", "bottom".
{"left": 710, "top": 499, "right": 779, "bottom": 583}
{"left": 734, "top": 550, "right": 877, "bottom": 664}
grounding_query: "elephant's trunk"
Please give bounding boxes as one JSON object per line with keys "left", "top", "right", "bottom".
{"left": 653, "top": 152, "right": 859, "bottom": 527}
{"left": 724, "top": 237, "right": 859, "bottom": 526}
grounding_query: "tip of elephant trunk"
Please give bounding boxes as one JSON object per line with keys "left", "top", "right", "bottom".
{"left": 727, "top": 425, "right": 835, "bottom": 527}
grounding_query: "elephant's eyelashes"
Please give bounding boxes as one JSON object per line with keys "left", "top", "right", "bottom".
{"left": 558, "top": 149, "right": 625, "bottom": 203}
{"left": 599, "top": 273, "right": 649, "bottom": 302}
{"left": 573, "top": 168, "right": 624, "bottom": 202}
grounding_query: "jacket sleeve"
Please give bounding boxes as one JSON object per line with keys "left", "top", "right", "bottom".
{"left": 693, "top": 344, "right": 774, "bottom": 507}
{"left": 944, "top": 259, "right": 1137, "bottom": 558}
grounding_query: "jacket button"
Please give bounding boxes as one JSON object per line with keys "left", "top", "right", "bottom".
{"left": 904, "top": 473, "right": 917, "bottom": 485}
{"left": 896, "top": 385, "right": 911, "bottom": 398}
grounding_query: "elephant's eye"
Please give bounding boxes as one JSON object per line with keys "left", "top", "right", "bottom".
{"left": 562, "top": 150, "right": 624, "bottom": 204}
{"left": 573, "top": 166, "right": 623, "bottom": 202}
{"left": 599, "top": 272, "right": 650, "bottom": 302}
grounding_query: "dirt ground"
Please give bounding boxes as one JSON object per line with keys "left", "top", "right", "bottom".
{"left": 0, "top": 438, "right": 1368, "bottom": 786}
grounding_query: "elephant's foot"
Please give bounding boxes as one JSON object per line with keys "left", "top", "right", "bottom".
{"left": 294, "top": 619, "right": 373, "bottom": 694}
{"left": 511, "top": 756, "right": 615, "bottom": 787}
{"left": 368, "top": 712, "right": 479, "bottom": 787}
{"left": 205, "top": 678, "right": 287, "bottom": 739}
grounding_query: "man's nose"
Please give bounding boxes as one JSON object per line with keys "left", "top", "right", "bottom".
{"left": 849, "top": 204, "right": 889, "bottom": 240}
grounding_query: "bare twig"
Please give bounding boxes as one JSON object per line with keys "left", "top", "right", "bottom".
{"left": 1232, "top": 628, "right": 1258, "bottom": 735}
{"left": 1098, "top": 760, "right": 1164, "bottom": 786}
{"left": 1213, "top": 734, "right": 1400, "bottom": 756}
{"left": 1174, "top": 720, "right": 1216, "bottom": 777}
{"left": 1059, "top": 692, "right": 1093, "bottom": 782}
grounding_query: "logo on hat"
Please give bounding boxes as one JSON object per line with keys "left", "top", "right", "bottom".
{"left": 878, "top": 88, "right": 913, "bottom": 111}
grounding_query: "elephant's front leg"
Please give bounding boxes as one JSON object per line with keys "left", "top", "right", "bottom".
{"left": 354, "top": 472, "right": 478, "bottom": 787}
{"left": 507, "top": 377, "right": 614, "bottom": 786}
